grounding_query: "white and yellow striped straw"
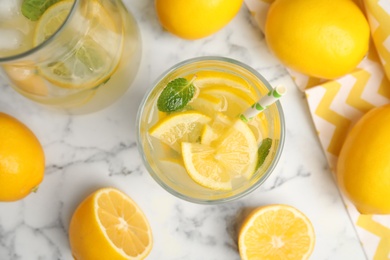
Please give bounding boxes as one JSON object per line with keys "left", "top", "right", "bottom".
{"left": 239, "top": 85, "right": 287, "bottom": 122}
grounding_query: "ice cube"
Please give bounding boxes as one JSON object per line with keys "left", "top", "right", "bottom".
{"left": 0, "top": 0, "right": 22, "bottom": 20}
{"left": 0, "top": 29, "right": 23, "bottom": 50}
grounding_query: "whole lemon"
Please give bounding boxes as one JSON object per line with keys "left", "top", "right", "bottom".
{"left": 265, "top": 0, "right": 370, "bottom": 79}
{"left": 155, "top": 0, "right": 243, "bottom": 40}
{"left": 337, "top": 104, "right": 390, "bottom": 214}
{"left": 0, "top": 113, "right": 45, "bottom": 202}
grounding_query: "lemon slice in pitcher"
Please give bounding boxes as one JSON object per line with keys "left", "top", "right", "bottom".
{"left": 33, "top": 1, "right": 121, "bottom": 89}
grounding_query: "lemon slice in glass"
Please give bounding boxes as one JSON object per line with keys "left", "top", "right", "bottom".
{"left": 201, "top": 86, "right": 255, "bottom": 117}
{"left": 33, "top": 1, "right": 121, "bottom": 89}
{"left": 185, "top": 70, "right": 257, "bottom": 97}
{"left": 149, "top": 111, "right": 211, "bottom": 152}
{"left": 189, "top": 92, "right": 223, "bottom": 117}
{"left": 181, "top": 119, "right": 258, "bottom": 190}
{"left": 200, "top": 113, "right": 232, "bottom": 145}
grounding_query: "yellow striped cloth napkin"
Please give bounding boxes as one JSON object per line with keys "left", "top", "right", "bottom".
{"left": 243, "top": 0, "right": 390, "bottom": 258}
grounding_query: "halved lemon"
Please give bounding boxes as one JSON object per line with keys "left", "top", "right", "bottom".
{"left": 149, "top": 111, "right": 211, "bottom": 152}
{"left": 69, "top": 187, "right": 153, "bottom": 260}
{"left": 239, "top": 204, "right": 315, "bottom": 260}
{"left": 181, "top": 119, "right": 258, "bottom": 190}
{"left": 33, "top": 1, "right": 121, "bottom": 89}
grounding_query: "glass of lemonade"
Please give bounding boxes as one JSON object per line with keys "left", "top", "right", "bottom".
{"left": 137, "top": 57, "right": 285, "bottom": 204}
{"left": 0, "top": 0, "right": 141, "bottom": 114}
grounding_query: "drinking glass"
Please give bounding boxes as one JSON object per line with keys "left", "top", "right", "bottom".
{"left": 137, "top": 57, "right": 285, "bottom": 204}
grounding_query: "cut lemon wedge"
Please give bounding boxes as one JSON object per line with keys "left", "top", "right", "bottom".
{"left": 33, "top": 1, "right": 121, "bottom": 89}
{"left": 181, "top": 119, "right": 258, "bottom": 190}
{"left": 239, "top": 204, "right": 315, "bottom": 260}
{"left": 69, "top": 187, "right": 153, "bottom": 260}
{"left": 149, "top": 111, "right": 211, "bottom": 152}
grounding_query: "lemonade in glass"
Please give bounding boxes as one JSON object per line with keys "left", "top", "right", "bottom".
{"left": 0, "top": 0, "right": 141, "bottom": 114}
{"left": 137, "top": 57, "right": 285, "bottom": 203}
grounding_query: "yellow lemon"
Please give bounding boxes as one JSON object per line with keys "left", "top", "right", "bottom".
{"left": 181, "top": 119, "right": 258, "bottom": 190}
{"left": 0, "top": 113, "right": 45, "bottom": 201}
{"left": 337, "top": 104, "right": 390, "bottom": 214}
{"left": 200, "top": 113, "right": 232, "bottom": 145}
{"left": 4, "top": 64, "right": 48, "bottom": 96}
{"left": 186, "top": 70, "right": 256, "bottom": 97}
{"left": 238, "top": 204, "right": 315, "bottom": 260}
{"left": 188, "top": 93, "right": 223, "bottom": 118}
{"left": 149, "top": 111, "right": 211, "bottom": 152}
{"left": 155, "top": 0, "right": 244, "bottom": 40}
{"left": 69, "top": 187, "right": 153, "bottom": 260}
{"left": 265, "top": 0, "right": 370, "bottom": 79}
{"left": 201, "top": 86, "right": 254, "bottom": 117}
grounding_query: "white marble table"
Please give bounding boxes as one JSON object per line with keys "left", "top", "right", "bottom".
{"left": 0, "top": 0, "right": 368, "bottom": 259}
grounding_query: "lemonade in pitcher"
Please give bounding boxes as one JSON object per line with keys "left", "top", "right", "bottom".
{"left": 137, "top": 57, "right": 285, "bottom": 203}
{"left": 0, "top": 0, "right": 141, "bottom": 113}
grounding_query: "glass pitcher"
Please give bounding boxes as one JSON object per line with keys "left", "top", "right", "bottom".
{"left": 0, "top": 0, "right": 141, "bottom": 114}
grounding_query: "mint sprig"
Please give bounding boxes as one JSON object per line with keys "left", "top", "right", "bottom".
{"left": 256, "top": 138, "right": 272, "bottom": 169}
{"left": 157, "top": 77, "right": 196, "bottom": 112}
{"left": 22, "top": 0, "right": 61, "bottom": 21}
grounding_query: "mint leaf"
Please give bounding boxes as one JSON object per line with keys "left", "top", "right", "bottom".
{"left": 22, "top": 0, "right": 61, "bottom": 21}
{"left": 157, "top": 77, "right": 196, "bottom": 112}
{"left": 76, "top": 38, "right": 105, "bottom": 71}
{"left": 256, "top": 138, "right": 272, "bottom": 169}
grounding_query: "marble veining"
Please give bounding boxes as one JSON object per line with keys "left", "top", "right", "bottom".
{"left": 0, "top": 0, "right": 368, "bottom": 259}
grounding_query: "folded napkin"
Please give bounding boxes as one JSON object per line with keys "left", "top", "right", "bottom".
{"left": 244, "top": 0, "right": 390, "bottom": 258}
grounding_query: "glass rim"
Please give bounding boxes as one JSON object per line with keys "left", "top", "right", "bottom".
{"left": 0, "top": 0, "right": 79, "bottom": 63}
{"left": 136, "top": 56, "right": 286, "bottom": 204}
